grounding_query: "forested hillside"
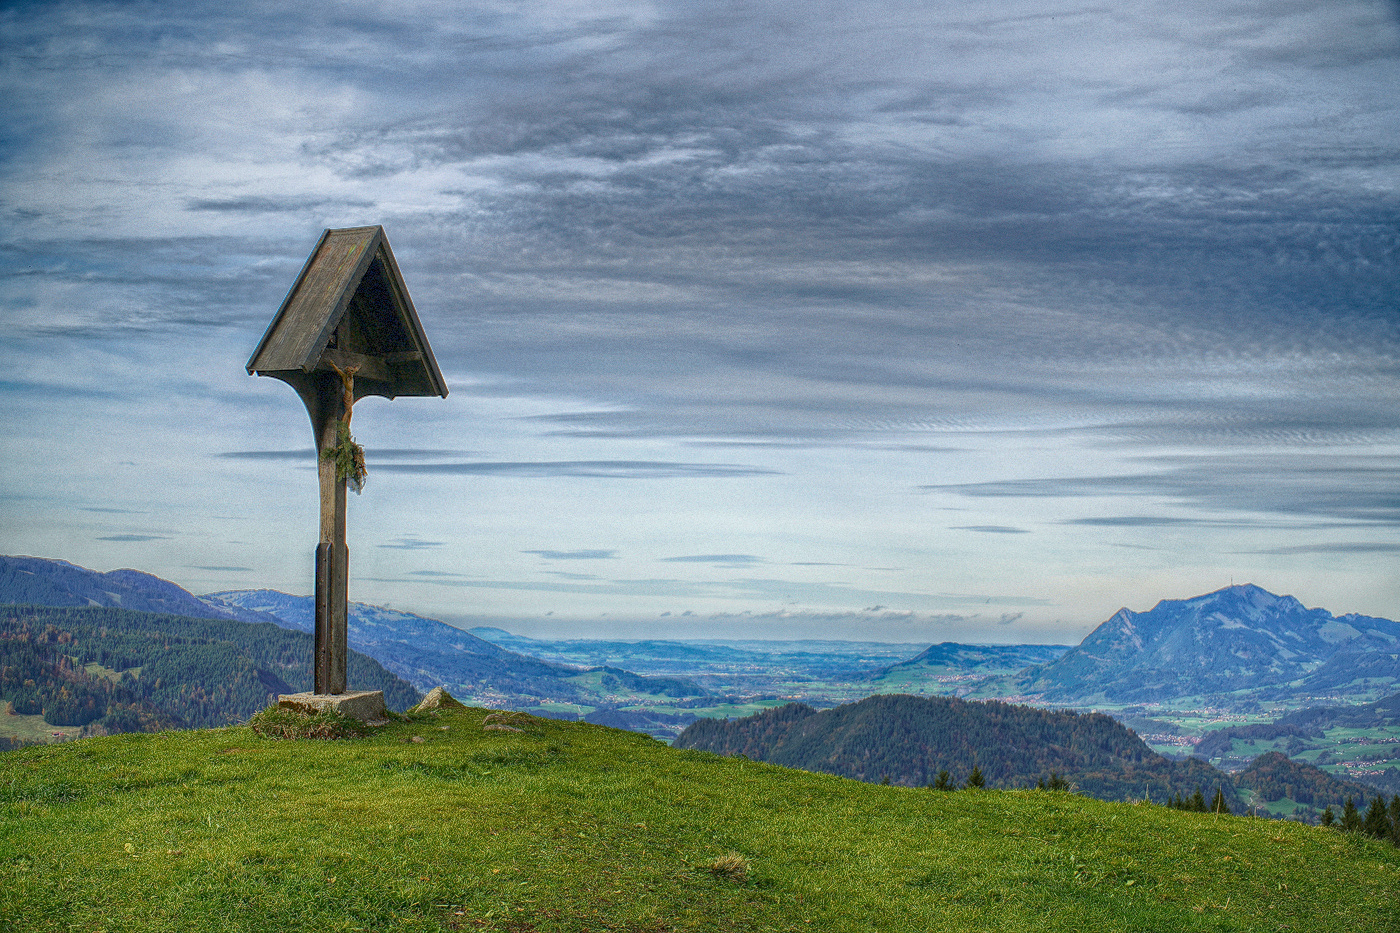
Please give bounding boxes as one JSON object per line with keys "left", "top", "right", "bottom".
{"left": 675, "top": 693, "right": 1242, "bottom": 808}
{"left": 0, "top": 605, "right": 420, "bottom": 742}
{"left": 1234, "top": 752, "right": 1384, "bottom": 813}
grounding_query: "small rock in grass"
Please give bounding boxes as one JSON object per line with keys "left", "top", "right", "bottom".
{"left": 411, "top": 687, "right": 467, "bottom": 713}
{"left": 478, "top": 708, "right": 526, "bottom": 728}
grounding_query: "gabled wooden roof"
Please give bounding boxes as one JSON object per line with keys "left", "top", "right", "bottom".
{"left": 247, "top": 226, "right": 448, "bottom": 400}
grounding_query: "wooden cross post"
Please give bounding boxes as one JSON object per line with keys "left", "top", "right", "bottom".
{"left": 247, "top": 225, "right": 448, "bottom": 708}
{"left": 311, "top": 367, "right": 353, "bottom": 695}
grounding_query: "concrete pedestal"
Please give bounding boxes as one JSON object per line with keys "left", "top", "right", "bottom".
{"left": 278, "top": 690, "right": 387, "bottom": 725}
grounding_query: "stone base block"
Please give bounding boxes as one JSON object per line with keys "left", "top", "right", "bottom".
{"left": 278, "top": 690, "right": 387, "bottom": 725}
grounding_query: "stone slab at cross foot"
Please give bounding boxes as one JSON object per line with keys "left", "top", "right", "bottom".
{"left": 247, "top": 225, "right": 448, "bottom": 696}
{"left": 278, "top": 690, "right": 388, "bottom": 725}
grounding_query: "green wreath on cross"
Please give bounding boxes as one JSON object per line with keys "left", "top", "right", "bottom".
{"left": 323, "top": 362, "right": 368, "bottom": 494}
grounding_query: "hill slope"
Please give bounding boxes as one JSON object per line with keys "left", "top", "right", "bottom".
{"left": 674, "top": 693, "right": 1242, "bottom": 807}
{"left": 2, "top": 709, "right": 1396, "bottom": 932}
{"left": 1015, "top": 584, "right": 1400, "bottom": 706}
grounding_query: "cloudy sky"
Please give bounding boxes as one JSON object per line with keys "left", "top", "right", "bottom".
{"left": 2, "top": 0, "right": 1398, "bottom": 643}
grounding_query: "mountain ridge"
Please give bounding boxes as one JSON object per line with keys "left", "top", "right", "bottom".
{"left": 1014, "top": 583, "right": 1400, "bottom": 705}
{"left": 9, "top": 557, "right": 1400, "bottom": 734}
{"left": 0, "top": 555, "right": 283, "bottom": 625}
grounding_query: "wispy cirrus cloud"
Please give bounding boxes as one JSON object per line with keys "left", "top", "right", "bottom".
{"left": 218, "top": 450, "right": 313, "bottom": 461}
{"left": 1063, "top": 517, "right": 1219, "bottom": 528}
{"left": 660, "top": 554, "right": 766, "bottom": 566}
{"left": 378, "top": 537, "right": 445, "bottom": 550}
{"left": 1248, "top": 543, "right": 1400, "bottom": 556}
{"left": 374, "top": 461, "right": 780, "bottom": 478}
{"left": 186, "top": 196, "right": 375, "bottom": 214}
{"left": 953, "top": 525, "right": 1030, "bottom": 534}
{"left": 926, "top": 454, "right": 1400, "bottom": 526}
{"left": 218, "top": 449, "right": 468, "bottom": 461}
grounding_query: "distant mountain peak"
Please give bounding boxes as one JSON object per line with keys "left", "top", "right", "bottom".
{"left": 1149, "top": 583, "right": 1288, "bottom": 615}
{"left": 1021, "top": 583, "right": 1400, "bottom": 705}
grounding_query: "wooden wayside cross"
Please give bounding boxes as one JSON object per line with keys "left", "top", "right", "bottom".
{"left": 247, "top": 226, "right": 447, "bottom": 699}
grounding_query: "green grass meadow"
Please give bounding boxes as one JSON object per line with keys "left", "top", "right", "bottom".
{"left": 3, "top": 707, "right": 1397, "bottom": 932}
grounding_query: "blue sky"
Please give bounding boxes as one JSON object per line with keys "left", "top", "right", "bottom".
{"left": 2, "top": 0, "right": 1398, "bottom": 643}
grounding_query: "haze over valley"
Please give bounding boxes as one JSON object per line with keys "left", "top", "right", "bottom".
{"left": 5, "top": 554, "right": 1398, "bottom": 819}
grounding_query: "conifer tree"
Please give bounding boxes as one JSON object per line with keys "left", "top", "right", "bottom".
{"left": 1342, "top": 796, "right": 1361, "bottom": 832}
{"left": 1191, "top": 788, "right": 1207, "bottom": 813}
{"left": 932, "top": 770, "right": 952, "bottom": 791}
{"left": 966, "top": 765, "right": 985, "bottom": 789}
{"left": 1210, "top": 788, "right": 1229, "bottom": 816}
{"left": 1362, "top": 797, "right": 1390, "bottom": 840}
{"left": 1389, "top": 795, "right": 1400, "bottom": 847}
{"left": 1320, "top": 806, "right": 1335, "bottom": 828}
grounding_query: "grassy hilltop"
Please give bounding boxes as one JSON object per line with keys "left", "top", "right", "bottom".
{"left": 2, "top": 708, "right": 1398, "bottom": 933}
